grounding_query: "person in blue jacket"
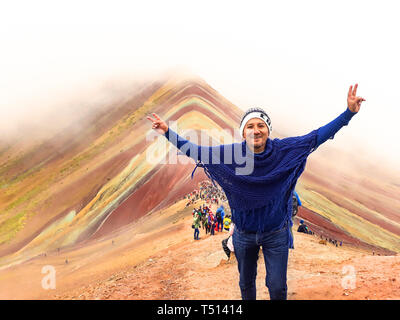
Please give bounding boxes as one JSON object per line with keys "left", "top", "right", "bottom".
{"left": 216, "top": 205, "right": 225, "bottom": 232}
{"left": 147, "top": 83, "right": 365, "bottom": 300}
{"left": 292, "top": 190, "right": 302, "bottom": 217}
{"left": 297, "top": 219, "right": 311, "bottom": 234}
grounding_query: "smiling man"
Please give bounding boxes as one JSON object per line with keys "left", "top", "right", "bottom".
{"left": 147, "top": 84, "right": 365, "bottom": 300}
{"left": 239, "top": 107, "right": 272, "bottom": 153}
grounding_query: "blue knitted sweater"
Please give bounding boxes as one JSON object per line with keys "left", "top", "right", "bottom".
{"left": 163, "top": 108, "right": 356, "bottom": 248}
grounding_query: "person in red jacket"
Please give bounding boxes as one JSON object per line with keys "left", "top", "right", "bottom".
{"left": 209, "top": 212, "right": 216, "bottom": 236}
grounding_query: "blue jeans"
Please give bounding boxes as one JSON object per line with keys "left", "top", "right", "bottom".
{"left": 217, "top": 219, "right": 223, "bottom": 232}
{"left": 194, "top": 228, "right": 199, "bottom": 240}
{"left": 232, "top": 223, "right": 289, "bottom": 300}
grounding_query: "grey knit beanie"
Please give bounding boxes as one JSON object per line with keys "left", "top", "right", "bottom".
{"left": 239, "top": 107, "right": 272, "bottom": 138}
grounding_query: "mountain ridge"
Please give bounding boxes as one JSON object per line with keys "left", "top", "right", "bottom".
{"left": 0, "top": 73, "right": 399, "bottom": 285}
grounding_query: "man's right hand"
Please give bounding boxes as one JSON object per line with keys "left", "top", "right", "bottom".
{"left": 146, "top": 113, "right": 169, "bottom": 134}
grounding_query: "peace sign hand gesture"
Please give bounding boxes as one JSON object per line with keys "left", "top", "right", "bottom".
{"left": 146, "top": 113, "right": 169, "bottom": 134}
{"left": 347, "top": 83, "right": 366, "bottom": 113}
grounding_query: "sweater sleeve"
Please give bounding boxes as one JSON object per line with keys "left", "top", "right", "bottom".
{"left": 163, "top": 128, "right": 221, "bottom": 164}
{"left": 315, "top": 108, "right": 357, "bottom": 149}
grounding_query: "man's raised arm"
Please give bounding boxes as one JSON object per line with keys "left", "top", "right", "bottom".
{"left": 146, "top": 113, "right": 215, "bottom": 164}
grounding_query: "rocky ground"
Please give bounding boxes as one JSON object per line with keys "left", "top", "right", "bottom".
{"left": 52, "top": 208, "right": 400, "bottom": 300}
{"left": 1, "top": 199, "right": 399, "bottom": 300}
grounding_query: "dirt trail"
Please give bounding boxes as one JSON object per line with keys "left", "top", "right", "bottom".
{"left": 1, "top": 199, "right": 399, "bottom": 300}
{"left": 52, "top": 204, "right": 400, "bottom": 300}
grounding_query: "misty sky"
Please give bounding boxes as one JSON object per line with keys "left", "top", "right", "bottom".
{"left": 1, "top": 0, "right": 399, "bottom": 167}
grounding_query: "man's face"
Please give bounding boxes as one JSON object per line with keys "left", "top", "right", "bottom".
{"left": 243, "top": 118, "right": 269, "bottom": 152}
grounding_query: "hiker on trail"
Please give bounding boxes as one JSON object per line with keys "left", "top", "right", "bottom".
{"left": 201, "top": 211, "right": 207, "bottom": 230}
{"left": 222, "top": 237, "right": 231, "bottom": 260}
{"left": 216, "top": 205, "right": 224, "bottom": 232}
{"left": 193, "top": 212, "right": 201, "bottom": 240}
{"left": 297, "top": 220, "right": 311, "bottom": 234}
{"left": 209, "top": 212, "right": 216, "bottom": 236}
{"left": 219, "top": 205, "right": 225, "bottom": 220}
{"left": 205, "top": 212, "right": 211, "bottom": 234}
{"left": 290, "top": 190, "right": 302, "bottom": 240}
{"left": 223, "top": 214, "right": 232, "bottom": 231}
{"left": 222, "top": 222, "right": 235, "bottom": 260}
{"left": 227, "top": 223, "right": 235, "bottom": 252}
{"left": 197, "top": 207, "right": 203, "bottom": 221}
{"left": 147, "top": 83, "right": 365, "bottom": 300}
{"left": 292, "top": 190, "right": 301, "bottom": 217}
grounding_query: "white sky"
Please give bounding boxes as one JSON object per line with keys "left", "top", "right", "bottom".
{"left": 0, "top": 0, "right": 399, "bottom": 167}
